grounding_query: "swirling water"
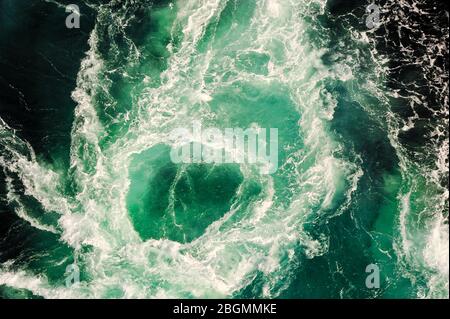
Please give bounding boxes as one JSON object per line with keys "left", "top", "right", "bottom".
{"left": 0, "top": 0, "right": 448, "bottom": 298}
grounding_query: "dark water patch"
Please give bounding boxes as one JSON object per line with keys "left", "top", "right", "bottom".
{"left": 0, "top": 0, "right": 96, "bottom": 167}
{"left": 0, "top": 0, "right": 95, "bottom": 287}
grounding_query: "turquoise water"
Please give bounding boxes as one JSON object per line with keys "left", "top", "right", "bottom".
{"left": 0, "top": 0, "right": 448, "bottom": 298}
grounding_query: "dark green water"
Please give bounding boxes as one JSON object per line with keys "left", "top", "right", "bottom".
{"left": 0, "top": 0, "right": 448, "bottom": 298}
